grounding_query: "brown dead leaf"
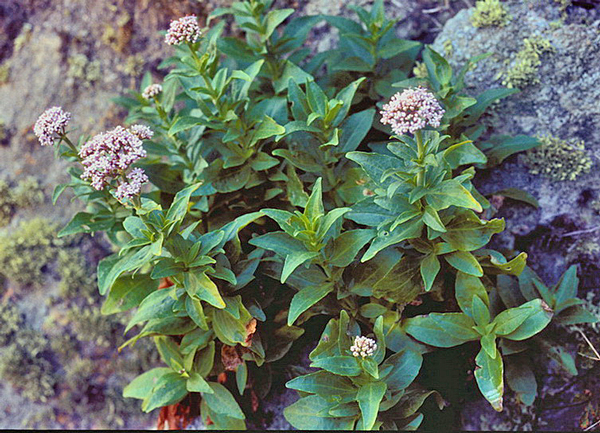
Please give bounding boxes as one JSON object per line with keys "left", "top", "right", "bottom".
{"left": 157, "top": 402, "right": 192, "bottom": 430}
{"left": 158, "top": 277, "right": 174, "bottom": 289}
{"left": 218, "top": 372, "right": 227, "bottom": 384}
{"left": 221, "top": 345, "right": 244, "bottom": 372}
{"left": 245, "top": 318, "right": 257, "bottom": 345}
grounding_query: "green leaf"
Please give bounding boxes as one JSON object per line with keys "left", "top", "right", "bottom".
{"left": 554, "top": 265, "right": 578, "bottom": 307}
{"left": 252, "top": 116, "right": 286, "bottom": 142}
{"left": 185, "top": 271, "right": 225, "bottom": 309}
{"left": 125, "top": 288, "right": 177, "bottom": 333}
{"left": 101, "top": 274, "right": 159, "bottom": 315}
{"left": 555, "top": 306, "right": 598, "bottom": 325}
{"left": 426, "top": 180, "right": 483, "bottom": 213}
{"left": 440, "top": 210, "right": 504, "bottom": 252}
{"left": 58, "top": 212, "right": 113, "bottom": 237}
{"left": 264, "top": 9, "right": 294, "bottom": 39}
{"left": 492, "top": 188, "right": 539, "bottom": 208}
{"left": 168, "top": 116, "right": 203, "bottom": 135}
{"left": 445, "top": 251, "right": 483, "bottom": 277}
{"left": 338, "top": 109, "right": 375, "bottom": 152}
{"left": 361, "top": 218, "right": 424, "bottom": 262}
{"left": 123, "top": 368, "right": 172, "bottom": 400}
{"left": 305, "top": 178, "right": 324, "bottom": 221}
{"left": 187, "top": 372, "right": 212, "bottom": 393}
{"left": 236, "top": 362, "right": 247, "bottom": 395}
{"left": 284, "top": 395, "right": 355, "bottom": 430}
{"left": 480, "top": 333, "right": 497, "bottom": 359}
{"left": 505, "top": 358, "right": 537, "bottom": 406}
{"left": 281, "top": 251, "right": 320, "bottom": 283}
{"left": 288, "top": 284, "right": 334, "bottom": 326}
{"left": 310, "top": 356, "right": 362, "bottom": 377}
{"left": 482, "top": 135, "right": 540, "bottom": 167}
{"left": 286, "top": 371, "right": 356, "bottom": 397}
{"left": 381, "top": 349, "right": 423, "bottom": 392}
{"left": 501, "top": 300, "right": 553, "bottom": 341}
{"left": 329, "top": 229, "right": 376, "bottom": 267}
{"left": 404, "top": 312, "right": 479, "bottom": 347}
{"left": 142, "top": 373, "right": 188, "bottom": 412}
{"left": 420, "top": 254, "right": 440, "bottom": 292}
{"left": 97, "top": 247, "right": 154, "bottom": 296}
{"left": 250, "top": 231, "right": 305, "bottom": 257}
{"left": 474, "top": 347, "right": 504, "bottom": 412}
{"left": 422, "top": 206, "right": 446, "bottom": 232}
{"left": 357, "top": 381, "right": 387, "bottom": 430}
{"left": 471, "top": 294, "right": 490, "bottom": 329}
{"left": 203, "top": 382, "right": 245, "bottom": 420}
{"left": 166, "top": 183, "right": 202, "bottom": 225}
{"left": 455, "top": 272, "right": 489, "bottom": 318}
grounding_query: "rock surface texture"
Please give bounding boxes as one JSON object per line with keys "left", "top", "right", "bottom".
{"left": 433, "top": 1, "right": 600, "bottom": 430}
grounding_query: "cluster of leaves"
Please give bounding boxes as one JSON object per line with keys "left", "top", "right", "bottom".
{"left": 49, "top": 0, "right": 596, "bottom": 430}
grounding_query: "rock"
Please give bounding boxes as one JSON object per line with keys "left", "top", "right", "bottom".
{"left": 433, "top": 0, "right": 600, "bottom": 283}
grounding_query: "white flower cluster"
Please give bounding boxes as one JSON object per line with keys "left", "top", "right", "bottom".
{"left": 380, "top": 86, "right": 445, "bottom": 136}
{"left": 165, "top": 15, "right": 201, "bottom": 46}
{"left": 34, "top": 106, "right": 71, "bottom": 146}
{"left": 142, "top": 84, "right": 162, "bottom": 100}
{"left": 350, "top": 336, "right": 377, "bottom": 358}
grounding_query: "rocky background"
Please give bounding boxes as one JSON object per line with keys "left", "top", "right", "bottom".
{"left": 0, "top": 0, "right": 599, "bottom": 430}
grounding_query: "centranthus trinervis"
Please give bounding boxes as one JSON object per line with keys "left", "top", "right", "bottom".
{"left": 350, "top": 336, "right": 377, "bottom": 358}
{"left": 380, "top": 86, "right": 445, "bottom": 136}
{"left": 142, "top": 84, "right": 163, "bottom": 100}
{"left": 79, "top": 125, "right": 152, "bottom": 201}
{"left": 164, "top": 15, "right": 202, "bottom": 46}
{"left": 33, "top": 106, "right": 71, "bottom": 147}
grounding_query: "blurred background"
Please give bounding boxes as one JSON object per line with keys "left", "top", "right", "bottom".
{"left": 0, "top": 0, "right": 599, "bottom": 430}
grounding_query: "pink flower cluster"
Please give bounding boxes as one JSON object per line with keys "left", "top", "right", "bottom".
{"left": 165, "top": 15, "right": 201, "bottom": 46}
{"left": 79, "top": 125, "right": 152, "bottom": 201}
{"left": 114, "top": 168, "right": 149, "bottom": 202}
{"left": 34, "top": 106, "right": 71, "bottom": 146}
{"left": 142, "top": 84, "right": 162, "bottom": 100}
{"left": 380, "top": 87, "right": 445, "bottom": 136}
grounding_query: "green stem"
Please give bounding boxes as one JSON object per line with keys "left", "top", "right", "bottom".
{"left": 61, "top": 135, "right": 79, "bottom": 156}
{"left": 415, "top": 130, "right": 425, "bottom": 187}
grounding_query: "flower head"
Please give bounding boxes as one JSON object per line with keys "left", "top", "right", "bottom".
{"left": 130, "top": 124, "right": 154, "bottom": 140}
{"left": 380, "top": 87, "right": 444, "bottom": 136}
{"left": 350, "top": 336, "right": 377, "bottom": 358}
{"left": 114, "top": 168, "right": 149, "bottom": 202}
{"left": 165, "top": 15, "right": 201, "bottom": 46}
{"left": 142, "top": 84, "right": 162, "bottom": 100}
{"left": 34, "top": 106, "right": 71, "bottom": 146}
{"left": 79, "top": 126, "right": 147, "bottom": 191}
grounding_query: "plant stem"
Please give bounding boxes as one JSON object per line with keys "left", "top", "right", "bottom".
{"left": 415, "top": 130, "right": 425, "bottom": 187}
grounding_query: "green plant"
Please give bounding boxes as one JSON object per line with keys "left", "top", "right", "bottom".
{"left": 34, "top": 0, "right": 585, "bottom": 429}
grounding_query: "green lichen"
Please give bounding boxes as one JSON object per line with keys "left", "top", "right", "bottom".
{"left": 503, "top": 37, "right": 554, "bottom": 89}
{"left": 57, "top": 248, "right": 95, "bottom": 299}
{"left": 554, "top": 0, "right": 571, "bottom": 13}
{"left": 0, "top": 218, "right": 60, "bottom": 286}
{"left": 523, "top": 135, "right": 593, "bottom": 182}
{"left": 0, "top": 62, "right": 10, "bottom": 85}
{"left": 0, "top": 302, "right": 22, "bottom": 346}
{"left": 12, "top": 176, "right": 44, "bottom": 208}
{"left": 443, "top": 39, "right": 454, "bottom": 57}
{"left": 67, "top": 299, "right": 123, "bottom": 348}
{"left": 0, "top": 180, "right": 15, "bottom": 227}
{"left": 470, "top": 0, "right": 511, "bottom": 28}
{"left": 121, "top": 54, "right": 145, "bottom": 78}
{"left": 0, "top": 329, "right": 56, "bottom": 402}
{"left": 13, "top": 23, "right": 33, "bottom": 52}
{"left": 566, "top": 238, "right": 600, "bottom": 264}
{"left": 67, "top": 54, "right": 102, "bottom": 86}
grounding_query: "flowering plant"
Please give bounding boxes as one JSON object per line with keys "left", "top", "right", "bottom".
{"left": 39, "top": 0, "right": 596, "bottom": 430}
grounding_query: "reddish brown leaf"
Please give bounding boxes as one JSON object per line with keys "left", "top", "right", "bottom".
{"left": 218, "top": 372, "right": 227, "bottom": 384}
{"left": 245, "top": 318, "right": 257, "bottom": 345}
{"left": 158, "top": 277, "right": 174, "bottom": 290}
{"left": 221, "top": 345, "right": 243, "bottom": 372}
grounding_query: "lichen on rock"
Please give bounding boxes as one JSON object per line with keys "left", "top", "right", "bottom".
{"left": 470, "top": 0, "right": 511, "bottom": 28}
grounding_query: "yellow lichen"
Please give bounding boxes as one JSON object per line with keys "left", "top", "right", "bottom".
{"left": 523, "top": 135, "right": 593, "bottom": 182}
{"left": 470, "top": 0, "right": 511, "bottom": 28}
{"left": 503, "top": 37, "right": 554, "bottom": 89}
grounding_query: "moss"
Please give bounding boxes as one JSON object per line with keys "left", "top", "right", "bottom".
{"left": 503, "top": 37, "right": 554, "bottom": 89}
{"left": 0, "top": 218, "right": 60, "bottom": 286}
{"left": 443, "top": 39, "right": 453, "bottom": 57}
{"left": 66, "top": 299, "right": 123, "bottom": 348}
{"left": 470, "top": 0, "right": 511, "bottom": 28}
{"left": 412, "top": 61, "right": 428, "bottom": 79}
{"left": 523, "top": 135, "right": 593, "bottom": 182}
